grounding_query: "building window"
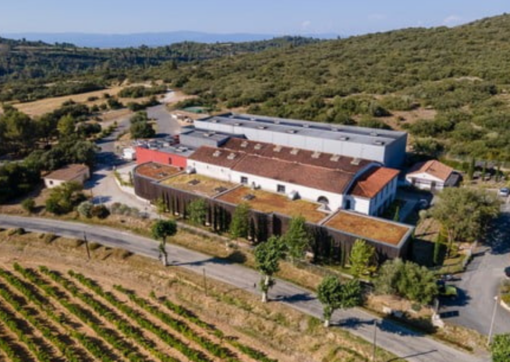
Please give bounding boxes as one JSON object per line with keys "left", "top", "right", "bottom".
{"left": 241, "top": 176, "right": 248, "bottom": 184}
{"left": 277, "top": 184, "right": 286, "bottom": 193}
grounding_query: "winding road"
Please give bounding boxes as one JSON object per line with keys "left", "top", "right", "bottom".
{"left": 0, "top": 214, "right": 489, "bottom": 362}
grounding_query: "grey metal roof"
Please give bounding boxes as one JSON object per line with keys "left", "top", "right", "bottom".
{"left": 180, "top": 128, "right": 234, "bottom": 143}
{"left": 196, "top": 112, "right": 407, "bottom": 146}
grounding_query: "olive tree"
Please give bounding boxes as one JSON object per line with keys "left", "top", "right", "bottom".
{"left": 254, "top": 236, "right": 283, "bottom": 303}
{"left": 151, "top": 219, "right": 177, "bottom": 266}
{"left": 317, "top": 276, "right": 362, "bottom": 327}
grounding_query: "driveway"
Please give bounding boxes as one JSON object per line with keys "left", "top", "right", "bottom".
{"left": 0, "top": 214, "right": 489, "bottom": 362}
{"left": 439, "top": 199, "right": 510, "bottom": 335}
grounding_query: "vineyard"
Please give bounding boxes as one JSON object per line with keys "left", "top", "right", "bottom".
{"left": 0, "top": 263, "right": 277, "bottom": 362}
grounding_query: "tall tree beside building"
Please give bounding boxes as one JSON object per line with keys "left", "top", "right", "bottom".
{"left": 317, "top": 276, "right": 362, "bottom": 327}
{"left": 282, "top": 215, "right": 312, "bottom": 262}
{"left": 230, "top": 202, "right": 251, "bottom": 239}
{"left": 187, "top": 199, "right": 208, "bottom": 226}
{"left": 349, "top": 239, "right": 376, "bottom": 278}
{"left": 254, "top": 236, "right": 284, "bottom": 303}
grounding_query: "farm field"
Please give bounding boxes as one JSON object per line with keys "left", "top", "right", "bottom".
{"left": 0, "top": 230, "right": 397, "bottom": 362}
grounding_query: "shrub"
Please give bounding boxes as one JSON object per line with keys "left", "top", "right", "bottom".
{"left": 21, "top": 198, "right": 36, "bottom": 213}
{"left": 77, "top": 201, "right": 94, "bottom": 218}
{"left": 90, "top": 204, "right": 110, "bottom": 219}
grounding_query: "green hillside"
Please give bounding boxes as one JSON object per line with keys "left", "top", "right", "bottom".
{"left": 0, "top": 36, "right": 319, "bottom": 101}
{"left": 154, "top": 14, "right": 510, "bottom": 161}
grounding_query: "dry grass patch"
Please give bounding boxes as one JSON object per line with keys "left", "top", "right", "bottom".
{"left": 217, "top": 186, "right": 327, "bottom": 223}
{"left": 136, "top": 163, "right": 182, "bottom": 181}
{"left": 161, "top": 174, "right": 238, "bottom": 197}
{"left": 325, "top": 211, "right": 410, "bottom": 246}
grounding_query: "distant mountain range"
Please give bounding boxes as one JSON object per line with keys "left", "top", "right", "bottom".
{"left": 1, "top": 31, "right": 340, "bottom": 48}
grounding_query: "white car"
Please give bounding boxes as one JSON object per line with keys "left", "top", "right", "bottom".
{"left": 499, "top": 188, "right": 510, "bottom": 197}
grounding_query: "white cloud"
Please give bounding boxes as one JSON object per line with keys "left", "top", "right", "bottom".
{"left": 301, "top": 20, "right": 312, "bottom": 29}
{"left": 443, "top": 15, "right": 463, "bottom": 26}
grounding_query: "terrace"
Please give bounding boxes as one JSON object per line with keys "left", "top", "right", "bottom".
{"left": 324, "top": 211, "right": 411, "bottom": 246}
{"left": 135, "top": 163, "right": 182, "bottom": 181}
{"left": 217, "top": 186, "right": 327, "bottom": 223}
{"left": 161, "top": 174, "right": 237, "bottom": 197}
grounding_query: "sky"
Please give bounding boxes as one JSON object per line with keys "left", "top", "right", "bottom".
{"left": 1, "top": 0, "right": 509, "bottom": 36}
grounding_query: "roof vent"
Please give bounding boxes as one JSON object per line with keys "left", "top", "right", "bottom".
{"left": 240, "top": 141, "right": 249, "bottom": 148}
{"left": 274, "top": 146, "right": 282, "bottom": 152}
{"left": 243, "top": 194, "right": 256, "bottom": 201}
{"left": 330, "top": 155, "right": 341, "bottom": 162}
{"left": 227, "top": 153, "right": 237, "bottom": 160}
{"left": 234, "top": 122, "right": 243, "bottom": 126}
{"left": 257, "top": 126, "right": 267, "bottom": 130}
{"left": 287, "top": 129, "right": 298, "bottom": 134}
{"left": 211, "top": 119, "right": 219, "bottom": 123}
{"left": 290, "top": 148, "right": 299, "bottom": 155}
{"left": 312, "top": 152, "right": 321, "bottom": 159}
{"left": 370, "top": 131, "right": 379, "bottom": 137}
{"left": 250, "top": 117, "right": 257, "bottom": 121}
{"left": 351, "top": 158, "right": 361, "bottom": 166}
{"left": 228, "top": 114, "right": 235, "bottom": 118}
{"left": 339, "top": 136, "right": 350, "bottom": 141}
{"left": 213, "top": 151, "right": 222, "bottom": 158}
{"left": 204, "top": 132, "right": 216, "bottom": 138}
{"left": 254, "top": 144, "right": 262, "bottom": 150}
{"left": 374, "top": 140, "right": 385, "bottom": 146}
{"left": 303, "top": 124, "right": 309, "bottom": 128}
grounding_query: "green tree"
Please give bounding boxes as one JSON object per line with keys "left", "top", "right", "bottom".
{"left": 187, "top": 199, "right": 208, "bottom": 226}
{"left": 57, "top": 114, "right": 76, "bottom": 138}
{"left": 491, "top": 334, "right": 510, "bottom": 362}
{"left": 45, "top": 182, "right": 86, "bottom": 215}
{"left": 130, "top": 120, "right": 155, "bottom": 139}
{"left": 281, "top": 215, "right": 312, "bottom": 262}
{"left": 151, "top": 219, "right": 178, "bottom": 266}
{"left": 467, "top": 157, "right": 476, "bottom": 180}
{"left": 230, "top": 203, "right": 251, "bottom": 239}
{"left": 154, "top": 197, "right": 167, "bottom": 217}
{"left": 0, "top": 108, "right": 37, "bottom": 155}
{"left": 254, "top": 236, "right": 284, "bottom": 302}
{"left": 317, "top": 276, "right": 362, "bottom": 327}
{"left": 77, "top": 201, "right": 94, "bottom": 218}
{"left": 374, "top": 259, "right": 438, "bottom": 304}
{"left": 21, "top": 198, "right": 36, "bottom": 213}
{"left": 349, "top": 239, "right": 376, "bottom": 278}
{"left": 432, "top": 188, "right": 500, "bottom": 255}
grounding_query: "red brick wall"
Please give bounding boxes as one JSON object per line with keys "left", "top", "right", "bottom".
{"left": 136, "top": 147, "right": 188, "bottom": 168}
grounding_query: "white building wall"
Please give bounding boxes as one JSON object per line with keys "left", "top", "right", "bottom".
{"left": 230, "top": 170, "right": 344, "bottom": 209}
{"left": 190, "top": 161, "right": 234, "bottom": 183}
{"left": 346, "top": 176, "right": 398, "bottom": 216}
{"left": 405, "top": 173, "right": 445, "bottom": 190}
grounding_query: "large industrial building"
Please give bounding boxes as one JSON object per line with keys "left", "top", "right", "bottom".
{"left": 134, "top": 112, "right": 408, "bottom": 216}
{"left": 194, "top": 113, "right": 408, "bottom": 168}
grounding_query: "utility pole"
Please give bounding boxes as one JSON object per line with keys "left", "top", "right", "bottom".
{"left": 83, "top": 232, "right": 91, "bottom": 261}
{"left": 488, "top": 295, "right": 499, "bottom": 346}
{"left": 372, "top": 319, "right": 378, "bottom": 361}
{"left": 203, "top": 268, "right": 208, "bottom": 296}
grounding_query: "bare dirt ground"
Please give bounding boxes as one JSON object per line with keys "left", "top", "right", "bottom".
{"left": 0, "top": 230, "right": 398, "bottom": 362}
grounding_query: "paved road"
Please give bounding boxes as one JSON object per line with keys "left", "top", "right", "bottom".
{"left": 147, "top": 103, "right": 182, "bottom": 137}
{"left": 440, "top": 201, "right": 510, "bottom": 335}
{"left": 0, "top": 215, "right": 488, "bottom": 362}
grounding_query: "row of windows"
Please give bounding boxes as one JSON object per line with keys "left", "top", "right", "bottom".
{"left": 240, "top": 175, "right": 286, "bottom": 194}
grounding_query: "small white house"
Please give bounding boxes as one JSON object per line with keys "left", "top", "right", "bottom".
{"left": 406, "top": 160, "right": 457, "bottom": 191}
{"left": 43, "top": 164, "right": 90, "bottom": 189}
{"left": 123, "top": 147, "right": 137, "bottom": 161}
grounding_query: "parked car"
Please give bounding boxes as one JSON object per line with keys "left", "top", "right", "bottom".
{"left": 505, "top": 266, "right": 510, "bottom": 279}
{"left": 437, "top": 280, "right": 458, "bottom": 298}
{"left": 499, "top": 187, "right": 510, "bottom": 197}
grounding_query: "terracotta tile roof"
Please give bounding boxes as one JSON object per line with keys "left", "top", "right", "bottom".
{"left": 188, "top": 146, "right": 245, "bottom": 168}
{"left": 349, "top": 167, "right": 400, "bottom": 198}
{"left": 221, "top": 138, "right": 371, "bottom": 172}
{"left": 43, "top": 164, "right": 89, "bottom": 181}
{"left": 407, "top": 160, "right": 453, "bottom": 182}
{"left": 232, "top": 155, "right": 355, "bottom": 194}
